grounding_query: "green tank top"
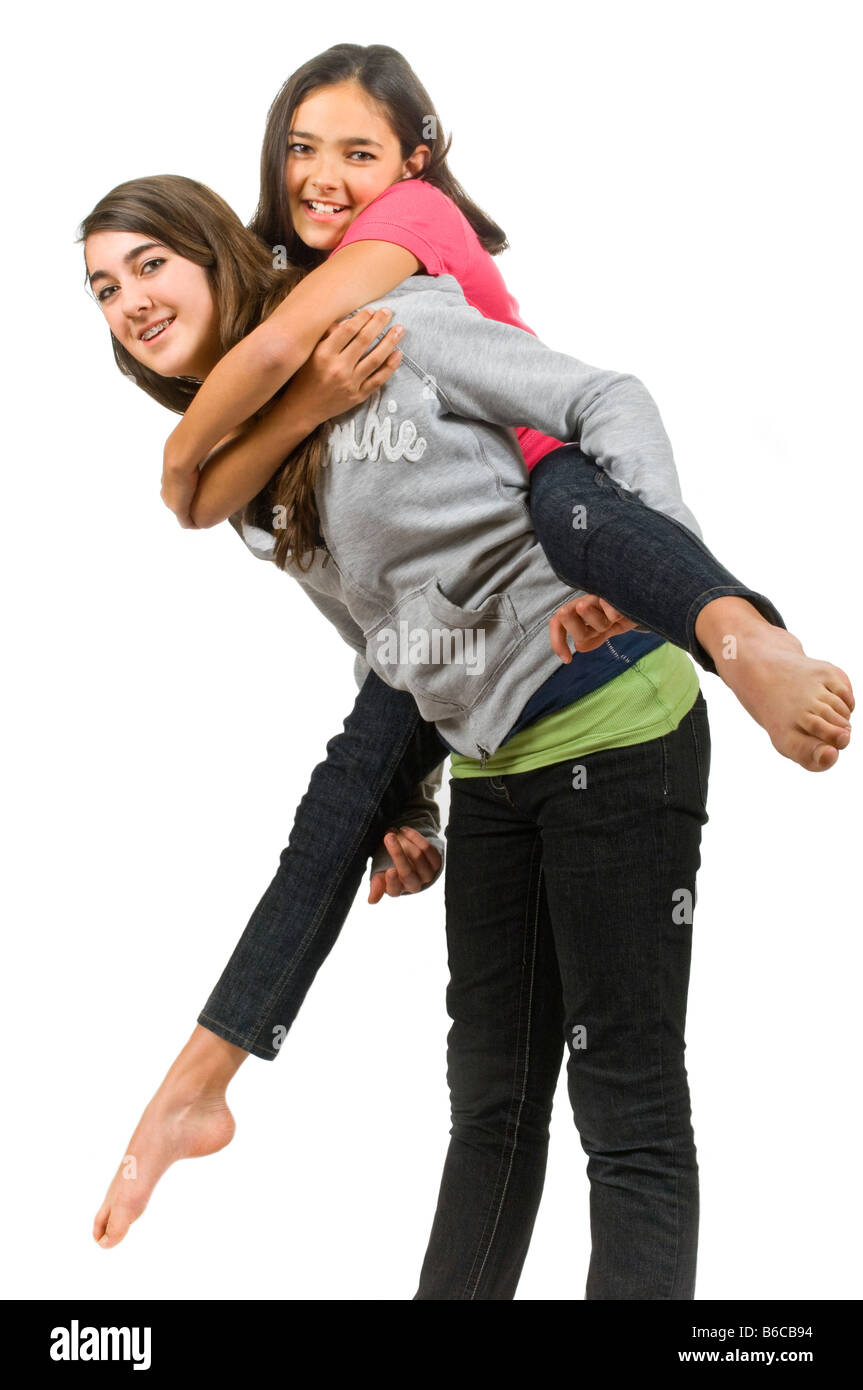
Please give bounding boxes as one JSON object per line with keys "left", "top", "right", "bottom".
{"left": 449, "top": 642, "right": 700, "bottom": 778}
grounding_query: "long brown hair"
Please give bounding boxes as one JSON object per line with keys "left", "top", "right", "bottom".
{"left": 250, "top": 43, "right": 508, "bottom": 268}
{"left": 78, "top": 174, "right": 326, "bottom": 569}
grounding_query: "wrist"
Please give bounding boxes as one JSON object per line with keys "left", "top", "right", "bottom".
{"left": 164, "top": 422, "right": 199, "bottom": 478}
{"left": 164, "top": 445, "right": 197, "bottom": 479}
{"left": 287, "top": 401, "right": 325, "bottom": 441}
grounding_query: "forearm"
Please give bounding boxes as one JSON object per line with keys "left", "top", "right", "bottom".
{"left": 167, "top": 332, "right": 314, "bottom": 481}
{"left": 166, "top": 243, "right": 419, "bottom": 481}
{"left": 415, "top": 309, "right": 702, "bottom": 536}
{"left": 189, "top": 398, "right": 319, "bottom": 530}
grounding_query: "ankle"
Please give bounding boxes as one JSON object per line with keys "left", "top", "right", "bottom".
{"left": 164, "top": 1026, "right": 248, "bottom": 1097}
{"left": 695, "top": 596, "right": 770, "bottom": 659}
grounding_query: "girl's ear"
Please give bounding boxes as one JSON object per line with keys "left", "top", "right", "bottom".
{"left": 404, "top": 145, "right": 432, "bottom": 179}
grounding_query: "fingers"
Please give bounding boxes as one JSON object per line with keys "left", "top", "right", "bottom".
{"left": 384, "top": 866, "right": 404, "bottom": 897}
{"left": 593, "top": 598, "right": 638, "bottom": 637}
{"left": 574, "top": 618, "right": 636, "bottom": 651}
{"left": 356, "top": 327, "right": 404, "bottom": 383}
{"left": 368, "top": 871, "right": 387, "bottom": 905}
{"left": 596, "top": 598, "right": 624, "bottom": 624}
{"left": 383, "top": 830, "right": 423, "bottom": 894}
{"left": 549, "top": 614, "right": 573, "bottom": 663}
{"left": 574, "top": 595, "right": 631, "bottom": 632}
{"left": 332, "top": 307, "right": 403, "bottom": 369}
{"left": 358, "top": 351, "right": 403, "bottom": 395}
{"left": 398, "top": 825, "right": 442, "bottom": 875}
{"left": 550, "top": 595, "right": 639, "bottom": 656}
{"left": 318, "top": 306, "right": 378, "bottom": 348}
{"left": 310, "top": 306, "right": 404, "bottom": 409}
{"left": 574, "top": 595, "right": 612, "bottom": 630}
{"left": 380, "top": 826, "right": 442, "bottom": 896}
{"left": 604, "top": 618, "right": 638, "bottom": 641}
{"left": 553, "top": 603, "right": 593, "bottom": 650}
{"left": 573, "top": 630, "right": 615, "bottom": 652}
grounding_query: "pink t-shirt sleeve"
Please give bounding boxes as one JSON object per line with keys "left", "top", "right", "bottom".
{"left": 331, "top": 179, "right": 565, "bottom": 470}
{"left": 330, "top": 179, "right": 467, "bottom": 275}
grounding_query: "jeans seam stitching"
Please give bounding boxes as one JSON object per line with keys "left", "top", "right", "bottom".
{"left": 656, "top": 765, "right": 682, "bottom": 1294}
{"left": 197, "top": 1013, "right": 277, "bottom": 1058}
{"left": 245, "top": 708, "right": 425, "bottom": 1052}
{"left": 689, "top": 702, "right": 709, "bottom": 811}
{"left": 463, "top": 838, "right": 543, "bottom": 1299}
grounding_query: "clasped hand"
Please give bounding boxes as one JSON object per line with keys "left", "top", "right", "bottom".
{"left": 549, "top": 594, "right": 639, "bottom": 657}
{"left": 159, "top": 306, "right": 404, "bottom": 527}
{"left": 368, "top": 826, "right": 442, "bottom": 905}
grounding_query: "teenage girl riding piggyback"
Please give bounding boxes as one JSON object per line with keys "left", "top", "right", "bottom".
{"left": 85, "top": 45, "right": 853, "bottom": 1281}
{"left": 160, "top": 42, "right": 852, "bottom": 774}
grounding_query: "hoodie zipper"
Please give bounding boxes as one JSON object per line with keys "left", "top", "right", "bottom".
{"left": 477, "top": 746, "right": 490, "bottom": 770}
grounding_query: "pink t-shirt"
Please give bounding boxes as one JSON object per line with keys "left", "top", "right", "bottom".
{"left": 330, "top": 179, "right": 564, "bottom": 471}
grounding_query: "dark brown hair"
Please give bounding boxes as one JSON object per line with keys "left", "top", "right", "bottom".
{"left": 78, "top": 174, "right": 326, "bottom": 569}
{"left": 250, "top": 43, "right": 508, "bottom": 267}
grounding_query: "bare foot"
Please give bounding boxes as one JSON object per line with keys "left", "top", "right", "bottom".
{"left": 93, "top": 1026, "right": 247, "bottom": 1249}
{"left": 695, "top": 598, "right": 854, "bottom": 771}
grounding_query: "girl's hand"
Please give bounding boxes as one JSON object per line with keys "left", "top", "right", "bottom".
{"left": 368, "top": 825, "right": 442, "bottom": 905}
{"left": 288, "top": 306, "right": 404, "bottom": 427}
{"left": 160, "top": 463, "right": 199, "bottom": 529}
{"left": 162, "top": 425, "right": 249, "bottom": 527}
{"left": 549, "top": 594, "right": 640, "bottom": 659}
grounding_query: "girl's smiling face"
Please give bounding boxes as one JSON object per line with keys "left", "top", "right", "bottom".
{"left": 85, "top": 231, "right": 223, "bottom": 380}
{"left": 286, "top": 80, "right": 429, "bottom": 252}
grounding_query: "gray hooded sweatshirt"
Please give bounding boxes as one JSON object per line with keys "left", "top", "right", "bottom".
{"left": 232, "top": 272, "right": 700, "bottom": 766}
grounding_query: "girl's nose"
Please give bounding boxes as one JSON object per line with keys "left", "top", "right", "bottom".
{"left": 310, "top": 159, "right": 341, "bottom": 191}
{"left": 121, "top": 288, "right": 153, "bottom": 318}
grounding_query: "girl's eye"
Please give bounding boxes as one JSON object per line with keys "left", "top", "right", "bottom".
{"left": 287, "top": 143, "right": 373, "bottom": 160}
{"left": 95, "top": 257, "right": 165, "bottom": 303}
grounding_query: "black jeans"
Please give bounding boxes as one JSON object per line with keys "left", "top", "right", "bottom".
{"left": 414, "top": 691, "right": 711, "bottom": 1300}
{"left": 199, "top": 448, "right": 777, "bottom": 1061}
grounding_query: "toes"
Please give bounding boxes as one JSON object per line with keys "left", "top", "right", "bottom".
{"left": 798, "top": 711, "right": 851, "bottom": 749}
{"left": 812, "top": 742, "right": 839, "bottom": 770}
{"left": 777, "top": 731, "right": 839, "bottom": 772}
{"left": 823, "top": 668, "right": 855, "bottom": 712}
{"left": 97, "top": 1212, "right": 125, "bottom": 1248}
{"left": 98, "top": 1206, "right": 132, "bottom": 1249}
{"left": 817, "top": 690, "right": 853, "bottom": 723}
{"left": 92, "top": 1203, "right": 110, "bottom": 1243}
{"left": 96, "top": 1192, "right": 147, "bottom": 1248}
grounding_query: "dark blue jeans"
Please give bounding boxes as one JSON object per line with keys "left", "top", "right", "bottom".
{"left": 199, "top": 447, "right": 780, "bottom": 1061}
{"left": 414, "top": 691, "right": 711, "bottom": 1300}
{"left": 198, "top": 673, "right": 446, "bottom": 1059}
{"left": 529, "top": 444, "right": 785, "bottom": 674}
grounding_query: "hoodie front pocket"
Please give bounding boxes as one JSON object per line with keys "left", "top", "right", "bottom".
{"left": 364, "top": 578, "right": 523, "bottom": 723}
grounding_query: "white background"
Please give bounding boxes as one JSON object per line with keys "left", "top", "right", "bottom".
{"left": 3, "top": 0, "right": 860, "bottom": 1301}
